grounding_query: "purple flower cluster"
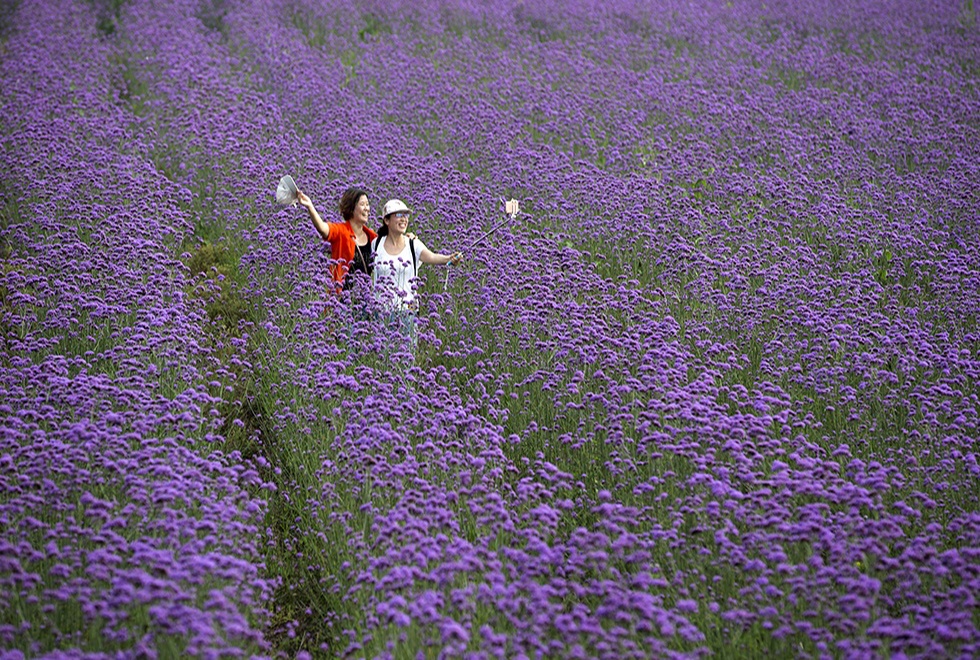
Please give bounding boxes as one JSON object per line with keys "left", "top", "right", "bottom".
{"left": 1, "top": 0, "right": 275, "bottom": 655}
{"left": 2, "top": 0, "right": 978, "bottom": 657}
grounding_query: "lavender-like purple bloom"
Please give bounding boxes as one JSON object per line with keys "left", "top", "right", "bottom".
{"left": 2, "top": 0, "right": 979, "bottom": 657}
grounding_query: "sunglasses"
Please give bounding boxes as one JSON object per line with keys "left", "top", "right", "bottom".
{"left": 389, "top": 211, "right": 410, "bottom": 219}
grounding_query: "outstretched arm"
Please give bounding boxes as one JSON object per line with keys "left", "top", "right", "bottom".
{"left": 298, "top": 191, "right": 333, "bottom": 242}
{"left": 420, "top": 248, "right": 463, "bottom": 266}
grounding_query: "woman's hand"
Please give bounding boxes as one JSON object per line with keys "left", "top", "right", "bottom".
{"left": 299, "top": 191, "right": 331, "bottom": 241}
{"left": 420, "top": 248, "right": 462, "bottom": 266}
{"left": 297, "top": 190, "right": 314, "bottom": 211}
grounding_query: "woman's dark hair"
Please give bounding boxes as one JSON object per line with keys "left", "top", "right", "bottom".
{"left": 338, "top": 187, "right": 369, "bottom": 221}
{"left": 376, "top": 219, "right": 389, "bottom": 239}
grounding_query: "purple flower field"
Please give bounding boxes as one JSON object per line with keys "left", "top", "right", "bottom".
{"left": 1, "top": 0, "right": 978, "bottom": 657}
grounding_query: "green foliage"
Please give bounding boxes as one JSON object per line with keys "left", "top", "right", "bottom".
{"left": 290, "top": 10, "right": 329, "bottom": 49}
{"left": 109, "top": 49, "right": 151, "bottom": 115}
{"left": 358, "top": 13, "right": 391, "bottom": 41}
{"left": 289, "top": 9, "right": 394, "bottom": 49}
{"left": 0, "top": 180, "right": 27, "bottom": 234}
{"left": 340, "top": 48, "right": 358, "bottom": 86}
{"left": 196, "top": 0, "right": 228, "bottom": 36}
{"left": 513, "top": 7, "right": 567, "bottom": 43}
{"left": 186, "top": 241, "right": 235, "bottom": 277}
{"left": 183, "top": 241, "right": 256, "bottom": 332}
{"left": 0, "top": 0, "right": 17, "bottom": 45}
{"left": 0, "top": 218, "right": 16, "bottom": 262}
{"left": 766, "top": 64, "right": 808, "bottom": 92}
{"left": 230, "top": 368, "right": 375, "bottom": 655}
{"left": 89, "top": 0, "right": 127, "bottom": 37}
{"left": 205, "top": 282, "right": 250, "bottom": 330}
{"left": 961, "top": 0, "right": 977, "bottom": 28}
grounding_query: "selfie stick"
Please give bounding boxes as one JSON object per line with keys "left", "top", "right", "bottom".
{"left": 443, "top": 199, "right": 519, "bottom": 291}
{"left": 466, "top": 217, "right": 512, "bottom": 250}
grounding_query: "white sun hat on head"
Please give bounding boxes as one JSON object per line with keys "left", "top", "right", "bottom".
{"left": 381, "top": 199, "right": 411, "bottom": 218}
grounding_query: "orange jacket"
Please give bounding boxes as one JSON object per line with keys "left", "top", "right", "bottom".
{"left": 325, "top": 221, "right": 377, "bottom": 289}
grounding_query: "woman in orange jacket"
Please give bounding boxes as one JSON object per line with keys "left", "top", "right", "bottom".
{"left": 298, "top": 187, "right": 376, "bottom": 294}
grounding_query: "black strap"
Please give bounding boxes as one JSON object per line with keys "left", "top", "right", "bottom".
{"left": 409, "top": 238, "right": 417, "bottom": 278}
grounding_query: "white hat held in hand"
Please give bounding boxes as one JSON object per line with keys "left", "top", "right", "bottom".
{"left": 276, "top": 175, "right": 299, "bottom": 206}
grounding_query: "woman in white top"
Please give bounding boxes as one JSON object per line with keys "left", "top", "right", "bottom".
{"left": 372, "top": 199, "right": 462, "bottom": 346}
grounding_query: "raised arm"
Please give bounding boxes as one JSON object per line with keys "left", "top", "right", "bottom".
{"left": 420, "top": 248, "right": 463, "bottom": 266}
{"left": 298, "top": 191, "right": 334, "bottom": 242}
